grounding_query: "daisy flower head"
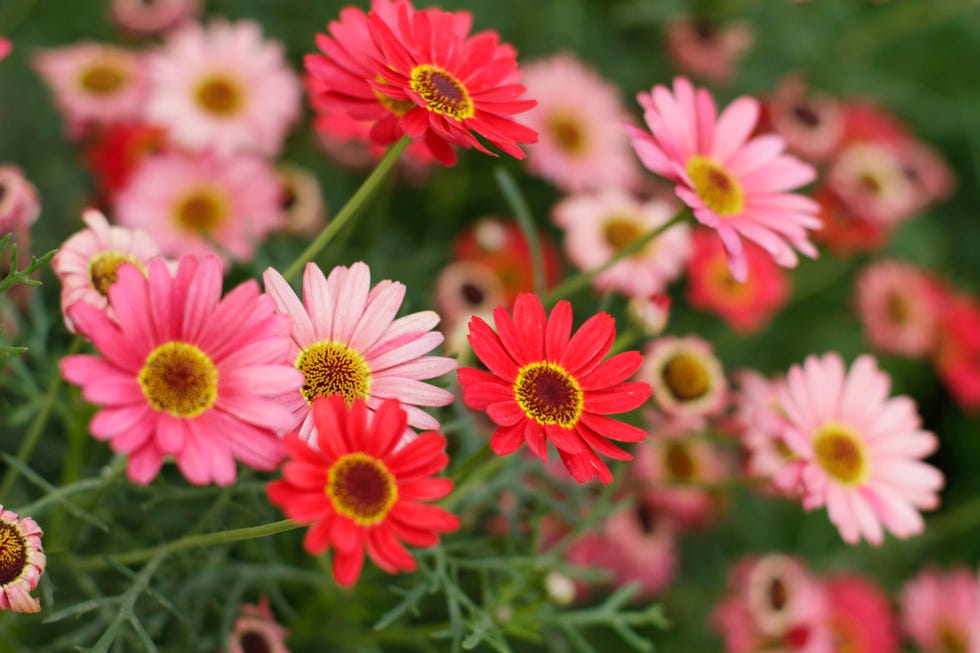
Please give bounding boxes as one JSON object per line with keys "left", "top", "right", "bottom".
{"left": 823, "top": 575, "right": 900, "bottom": 653}
{"left": 520, "top": 52, "right": 640, "bottom": 192}
{"left": 640, "top": 335, "right": 728, "bottom": 419}
{"left": 0, "top": 506, "right": 45, "bottom": 614}
{"left": 51, "top": 209, "right": 161, "bottom": 331}
{"left": 227, "top": 596, "right": 290, "bottom": 653}
{"left": 552, "top": 189, "right": 691, "bottom": 298}
{"left": 276, "top": 163, "right": 327, "bottom": 237}
{"left": 34, "top": 42, "right": 147, "bottom": 136}
{"left": 774, "top": 353, "right": 944, "bottom": 545}
{"left": 855, "top": 260, "right": 943, "bottom": 357}
{"left": 110, "top": 0, "right": 201, "bottom": 37}
{"left": 0, "top": 165, "right": 40, "bottom": 239}
{"left": 626, "top": 293, "right": 671, "bottom": 337}
{"left": 368, "top": 4, "right": 537, "bottom": 166}
{"left": 267, "top": 395, "right": 459, "bottom": 587}
{"left": 764, "top": 77, "right": 845, "bottom": 163}
{"left": 827, "top": 142, "right": 919, "bottom": 226}
{"left": 900, "top": 566, "right": 980, "bottom": 653}
{"left": 628, "top": 77, "right": 821, "bottom": 282}
{"left": 115, "top": 151, "right": 284, "bottom": 263}
{"left": 147, "top": 19, "right": 301, "bottom": 156}
{"left": 457, "top": 293, "right": 652, "bottom": 484}
{"left": 262, "top": 262, "right": 456, "bottom": 444}
{"left": 61, "top": 255, "right": 304, "bottom": 485}
{"left": 665, "top": 18, "right": 754, "bottom": 86}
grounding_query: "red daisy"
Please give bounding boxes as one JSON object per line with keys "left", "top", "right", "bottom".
{"left": 458, "top": 293, "right": 652, "bottom": 484}
{"left": 266, "top": 395, "right": 459, "bottom": 587}
{"left": 367, "top": 4, "right": 537, "bottom": 166}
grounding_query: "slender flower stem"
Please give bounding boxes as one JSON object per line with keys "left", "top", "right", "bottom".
{"left": 541, "top": 207, "right": 692, "bottom": 305}
{"left": 282, "top": 136, "right": 411, "bottom": 282}
{"left": 494, "top": 167, "right": 544, "bottom": 294}
{"left": 443, "top": 444, "right": 504, "bottom": 512}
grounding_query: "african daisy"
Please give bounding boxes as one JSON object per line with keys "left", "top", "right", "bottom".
{"left": 628, "top": 77, "right": 820, "bottom": 282}
{"left": 457, "top": 293, "right": 652, "bottom": 484}
{"left": 227, "top": 597, "right": 290, "bottom": 653}
{"left": 262, "top": 262, "right": 456, "bottom": 443}
{"left": 267, "top": 395, "right": 459, "bottom": 587}
{"left": 900, "top": 566, "right": 980, "bottom": 653}
{"left": 665, "top": 18, "right": 753, "bottom": 86}
{"left": 110, "top": 0, "right": 200, "bottom": 37}
{"left": 639, "top": 335, "right": 728, "bottom": 419}
{"left": 855, "top": 260, "right": 942, "bottom": 357}
{"left": 146, "top": 20, "right": 301, "bottom": 156}
{"left": 774, "top": 353, "right": 944, "bottom": 545}
{"left": 0, "top": 506, "right": 45, "bottom": 614}
{"left": 61, "top": 255, "right": 304, "bottom": 485}
{"left": 822, "top": 575, "right": 900, "bottom": 653}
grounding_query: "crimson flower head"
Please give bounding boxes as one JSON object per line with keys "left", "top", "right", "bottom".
{"left": 267, "top": 395, "right": 459, "bottom": 587}
{"left": 458, "top": 293, "right": 652, "bottom": 484}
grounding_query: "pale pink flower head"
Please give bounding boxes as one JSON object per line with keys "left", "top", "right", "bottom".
{"left": 0, "top": 166, "right": 40, "bottom": 240}
{"left": 61, "top": 255, "right": 304, "bottom": 485}
{"left": 115, "top": 151, "right": 284, "bottom": 263}
{"left": 553, "top": 189, "right": 691, "bottom": 298}
{"left": 521, "top": 52, "right": 640, "bottom": 192}
{"left": 147, "top": 20, "right": 301, "bottom": 156}
{"left": 855, "top": 260, "right": 943, "bottom": 357}
{"left": 51, "top": 209, "right": 161, "bottom": 331}
{"left": 34, "top": 42, "right": 146, "bottom": 137}
{"left": 640, "top": 334, "right": 728, "bottom": 418}
{"left": 275, "top": 163, "right": 327, "bottom": 237}
{"left": 262, "top": 262, "right": 456, "bottom": 443}
{"left": 764, "top": 77, "right": 845, "bottom": 162}
{"left": 686, "top": 227, "right": 790, "bottom": 333}
{"left": 895, "top": 139, "right": 955, "bottom": 208}
{"left": 0, "top": 505, "right": 45, "bottom": 614}
{"left": 732, "top": 369, "right": 794, "bottom": 484}
{"left": 433, "top": 260, "right": 507, "bottom": 328}
{"left": 227, "top": 596, "right": 290, "bottom": 653}
{"left": 110, "top": 0, "right": 201, "bottom": 37}
{"left": 822, "top": 575, "right": 900, "bottom": 653}
{"left": 900, "top": 566, "right": 980, "bottom": 653}
{"left": 827, "top": 142, "right": 919, "bottom": 226}
{"left": 628, "top": 77, "right": 821, "bottom": 282}
{"left": 665, "top": 18, "right": 754, "bottom": 86}
{"left": 774, "top": 353, "right": 944, "bottom": 545}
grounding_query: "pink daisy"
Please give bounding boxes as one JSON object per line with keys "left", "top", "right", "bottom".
{"left": 0, "top": 166, "right": 40, "bottom": 242}
{"left": 275, "top": 163, "right": 327, "bottom": 237}
{"left": 900, "top": 566, "right": 980, "bottom": 653}
{"left": 115, "top": 151, "right": 284, "bottom": 263}
{"left": 0, "top": 506, "right": 45, "bottom": 614}
{"left": 774, "top": 352, "right": 944, "bottom": 545}
{"left": 855, "top": 260, "right": 943, "bottom": 357}
{"left": 827, "top": 142, "right": 919, "bottom": 226}
{"left": 665, "top": 18, "right": 754, "bottom": 86}
{"left": 227, "top": 596, "right": 290, "bottom": 653}
{"left": 628, "top": 77, "right": 821, "bottom": 282}
{"left": 764, "top": 76, "right": 845, "bottom": 162}
{"left": 552, "top": 189, "right": 691, "bottom": 298}
{"left": 368, "top": 4, "right": 537, "bottom": 165}
{"left": 731, "top": 369, "right": 794, "bottom": 485}
{"left": 51, "top": 209, "right": 161, "bottom": 332}
{"left": 146, "top": 20, "right": 301, "bottom": 156}
{"left": 34, "top": 42, "right": 147, "bottom": 137}
{"left": 60, "top": 255, "right": 304, "bottom": 485}
{"left": 639, "top": 334, "right": 729, "bottom": 419}
{"left": 262, "top": 262, "right": 456, "bottom": 443}
{"left": 822, "top": 575, "right": 900, "bottom": 653}
{"left": 626, "top": 293, "right": 671, "bottom": 337}
{"left": 110, "top": 0, "right": 200, "bottom": 37}
{"left": 520, "top": 53, "right": 640, "bottom": 192}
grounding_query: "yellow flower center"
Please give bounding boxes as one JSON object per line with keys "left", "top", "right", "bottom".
{"left": 195, "top": 73, "right": 245, "bottom": 116}
{"left": 326, "top": 453, "right": 398, "bottom": 526}
{"left": 514, "top": 362, "right": 583, "bottom": 428}
{"left": 410, "top": 64, "right": 474, "bottom": 121}
{"left": 602, "top": 216, "right": 646, "bottom": 254}
{"left": 138, "top": 342, "right": 218, "bottom": 418}
{"left": 88, "top": 252, "right": 143, "bottom": 297}
{"left": 78, "top": 63, "right": 128, "bottom": 95}
{"left": 938, "top": 622, "right": 969, "bottom": 653}
{"left": 296, "top": 342, "right": 371, "bottom": 407}
{"left": 548, "top": 113, "right": 587, "bottom": 155}
{"left": 686, "top": 155, "right": 745, "bottom": 217}
{"left": 174, "top": 187, "right": 228, "bottom": 234}
{"left": 374, "top": 75, "right": 415, "bottom": 117}
{"left": 812, "top": 423, "right": 866, "bottom": 485}
{"left": 0, "top": 521, "right": 28, "bottom": 586}
{"left": 664, "top": 441, "right": 696, "bottom": 480}
{"left": 886, "top": 290, "right": 911, "bottom": 325}
{"left": 662, "top": 353, "right": 711, "bottom": 401}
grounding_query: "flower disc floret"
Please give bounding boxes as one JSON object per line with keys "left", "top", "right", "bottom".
{"left": 138, "top": 342, "right": 218, "bottom": 418}
{"left": 686, "top": 155, "right": 744, "bottom": 216}
{"left": 88, "top": 252, "right": 142, "bottom": 296}
{"left": 297, "top": 342, "right": 371, "bottom": 406}
{"left": 0, "top": 506, "right": 45, "bottom": 614}
{"left": 195, "top": 73, "right": 244, "bottom": 116}
{"left": 410, "top": 64, "right": 474, "bottom": 120}
{"left": 327, "top": 453, "right": 398, "bottom": 526}
{"left": 0, "top": 523, "right": 27, "bottom": 586}
{"left": 514, "top": 362, "right": 583, "bottom": 427}
{"left": 812, "top": 424, "right": 866, "bottom": 485}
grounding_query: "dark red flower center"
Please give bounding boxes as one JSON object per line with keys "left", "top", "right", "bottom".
{"left": 410, "top": 65, "right": 474, "bottom": 121}
{"left": 296, "top": 342, "right": 371, "bottom": 406}
{"left": 514, "top": 362, "right": 583, "bottom": 427}
{"left": 327, "top": 453, "right": 398, "bottom": 526}
{"left": 138, "top": 342, "right": 218, "bottom": 417}
{"left": 239, "top": 630, "right": 273, "bottom": 653}
{"left": 0, "top": 520, "right": 28, "bottom": 586}
{"left": 792, "top": 103, "right": 821, "bottom": 128}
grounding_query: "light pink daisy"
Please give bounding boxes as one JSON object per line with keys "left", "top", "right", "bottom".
{"left": 764, "top": 76, "right": 845, "bottom": 163}
{"left": 520, "top": 53, "right": 640, "bottom": 192}
{"left": 900, "top": 566, "right": 980, "bottom": 653}
{"left": 665, "top": 18, "right": 754, "bottom": 86}
{"left": 628, "top": 77, "right": 821, "bottom": 282}
{"left": 0, "top": 506, "right": 45, "bottom": 614}
{"left": 34, "top": 42, "right": 146, "bottom": 137}
{"left": 827, "top": 142, "right": 919, "bottom": 226}
{"left": 275, "top": 163, "right": 327, "bottom": 237}
{"left": 732, "top": 369, "right": 795, "bottom": 486}
{"left": 552, "top": 189, "right": 691, "bottom": 298}
{"left": 110, "top": 0, "right": 201, "bottom": 37}
{"left": 774, "top": 352, "right": 944, "bottom": 545}
{"left": 262, "top": 262, "right": 456, "bottom": 443}
{"left": 51, "top": 209, "right": 161, "bottom": 332}
{"left": 639, "top": 334, "right": 728, "bottom": 418}
{"left": 0, "top": 166, "right": 40, "bottom": 244}
{"left": 147, "top": 20, "right": 301, "bottom": 156}
{"left": 61, "top": 255, "right": 304, "bottom": 485}
{"left": 114, "top": 151, "right": 284, "bottom": 263}
{"left": 227, "top": 596, "right": 290, "bottom": 653}
{"left": 855, "top": 260, "right": 943, "bottom": 357}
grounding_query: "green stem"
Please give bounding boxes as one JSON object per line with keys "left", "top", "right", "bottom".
{"left": 541, "top": 207, "right": 692, "bottom": 305}
{"left": 282, "top": 136, "right": 411, "bottom": 282}
{"left": 443, "top": 445, "right": 505, "bottom": 512}
{"left": 72, "top": 519, "right": 301, "bottom": 570}
{"left": 494, "top": 168, "right": 544, "bottom": 294}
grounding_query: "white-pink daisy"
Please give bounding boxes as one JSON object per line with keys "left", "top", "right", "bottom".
{"left": 900, "top": 566, "right": 980, "bottom": 653}
{"left": 262, "top": 262, "right": 456, "bottom": 443}
{"left": 628, "top": 77, "right": 821, "bottom": 282}
{"left": 855, "top": 260, "right": 943, "bottom": 357}
{"left": 639, "top": 334, "right": 728, "bottom": 418}
{"left": 147, "top": 20, "right": 301, "bottom": 156}
{"left": 110, "top": 0, "right": 201, "bottom": 37}
{"left": 114, "top": 151, "right": 284, "bottom": 263}
{"left": 553, "top": 189, "right": 691, "bottom": 298}
{"left": 774, "top": 352, "right": 944, "bottom": 545}
{"left": 521, "top": 53, "right": 640, "bottom": 192}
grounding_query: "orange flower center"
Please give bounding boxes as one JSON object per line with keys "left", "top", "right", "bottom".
{"left": 548, "top": 113, "right": 587, "bottom": 155}
{"left": 662, "top": 353, "right": 711, "bottom": 401}
{"left": 813, "top": 423, "right": 866, "bottom": 484}
{"left": 686, "top": 155, "right": 744, "bottom": 216}
{"left": 79, "top": 63, "right": 128, "bottom": 95}
{"left": 885, "top": 290, "right": 911, "bottom": 325}
{"left": 138, "top": 342, "right": 218, "bottom": 418}
{"left": 195, "top": 73, "right": 245, "bottom": 116}
{"left": 938, "top": 622, "right": 969, "bottom": 653}
{"left": 707, "top": 257, "right": 751, "bottom": 301}
{"left": 88, "top": 252, "right": 143, "bottom": 296}
{"left": 514, "top": 362, "right": 583, "bottom": 428}
{"left": 174, "top": 187, "right": 228, "bottom": 234}
{"left": 410, "top": 64, "right": 474, "bottom": 121}
{"left": 0, "top": 521, "right": 27, "bottom": 586}
{"left": 664, "top": 441, "right": 696, "bottom": 480}
{"left": 326, "top": 453, "right": 398, "bottom": 526}
{"left": 296, "top": 342, "right": 370, "bottom": 407}
{"left": 602, "top": 216, "right": 646, "bottom": 254}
